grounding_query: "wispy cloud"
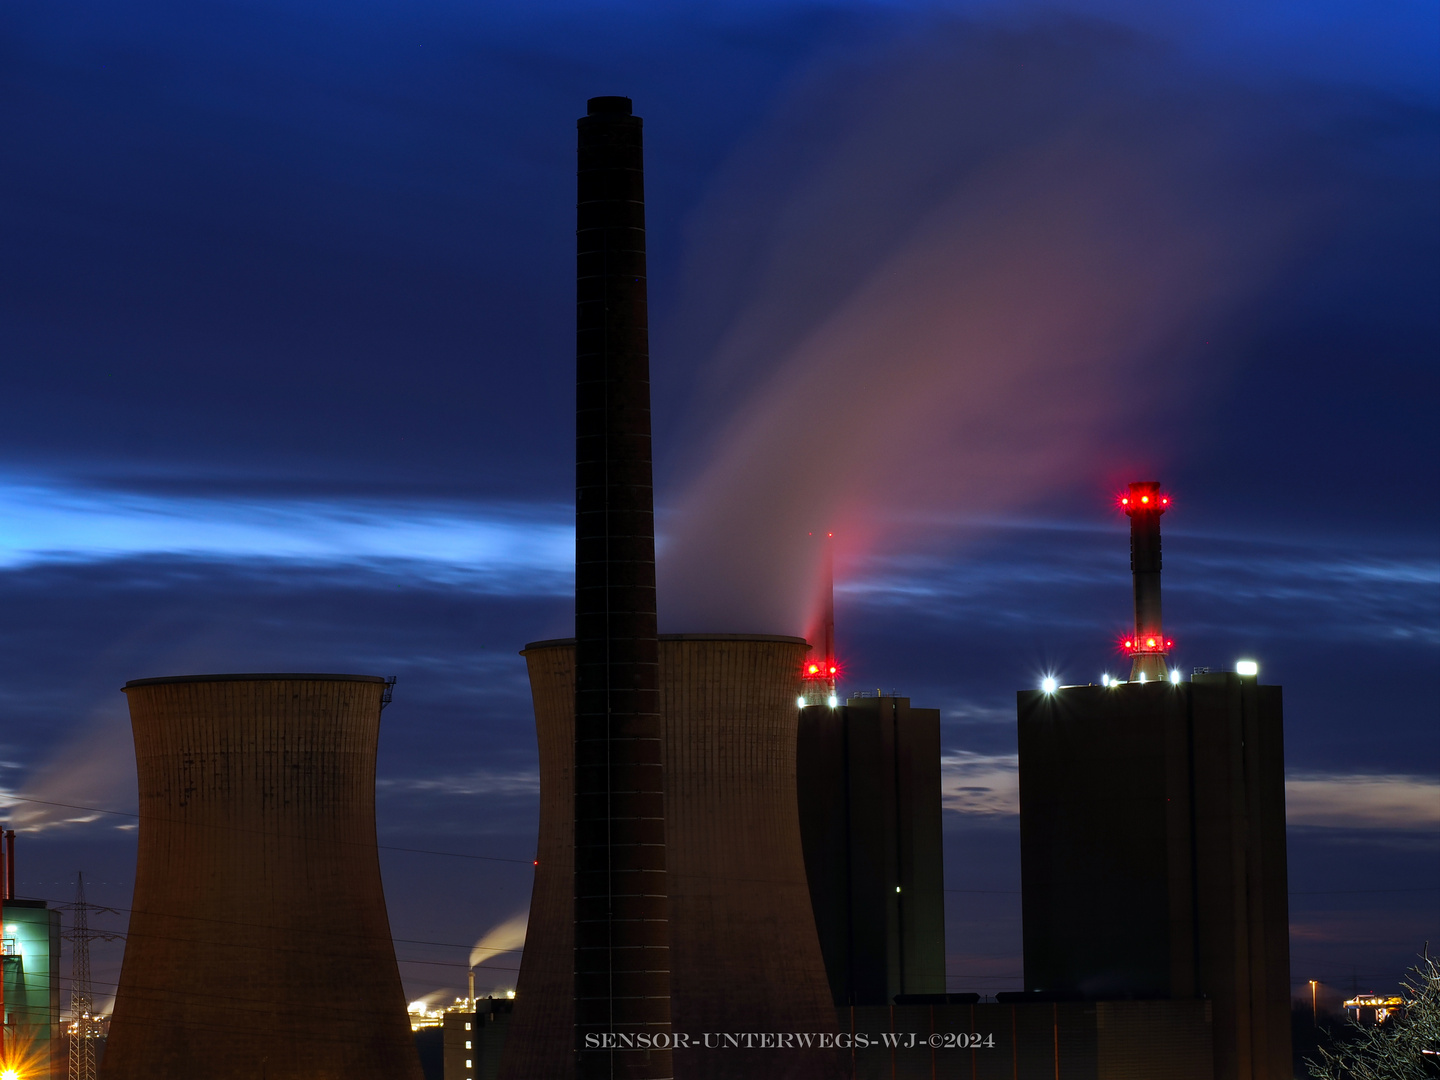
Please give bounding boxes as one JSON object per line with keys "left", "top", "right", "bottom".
{"left": 378, "top": 769, "right": 540, "bottom": 799}
{"left": 938, "top": 752, "right": 1440, "bottom": 831}
{"left": 845, "top": 522, "right": 1439, "bottom": 645}
{"left": 1286, "top": 772, "right": 1440, "bottom": 830}
{"left": 1, "top": 701, "right": 137, "bottom": 833}
{"left": 941, "top": 752, "right": 1019, "bottom": 816}
{"left": 0, "top": 477, "right": 572, "bottom": 594}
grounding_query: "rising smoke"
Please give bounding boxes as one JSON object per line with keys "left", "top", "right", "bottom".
{"left": 469, "top": 909, "right": 528, "bottom": 969}
{"left": 4, "top": 699, "right": 136, "bottom": 832}
{"left": 655, "top": 16, "right": 1318, "bottom": 636}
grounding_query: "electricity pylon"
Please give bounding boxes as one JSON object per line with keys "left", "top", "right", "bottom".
{"left": 60, "top": 873, "right": 119, "bottom": 1080}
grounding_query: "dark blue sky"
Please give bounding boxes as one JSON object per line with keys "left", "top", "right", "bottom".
{"left": 1, "top": 0, "right": 1435, "bottom": 1013}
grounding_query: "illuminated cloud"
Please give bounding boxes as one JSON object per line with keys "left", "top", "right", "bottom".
{"left": 941, "top": 752, "right": 1019, "bottom": 816}
{"left": 938, "top": 755, "right": 1440, "bottom": 831}
{"left": 2, "top": 701, "right": 137, "bottom": 833}
{"left": 1285, "top": 772, "right": 1440, "bottom": 830}
{"left": 842, "top": 521, "right": 1439, "bottom": 647}
{"left": 0, "top": 477, "right": 572, "bottom": 593}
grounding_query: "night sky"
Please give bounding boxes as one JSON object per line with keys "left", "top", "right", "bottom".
{"left": 1, "top": 0, "right": 1435, "bottom": 1018}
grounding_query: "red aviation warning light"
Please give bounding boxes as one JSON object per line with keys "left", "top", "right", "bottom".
{"left": 1120, "top": 634, "right": 1175, "bottom": 656}
{"left": 1118, "top": 484, "right": 1171, "bottom": 516}
{"left": 802, "top": 660, "right": 841, "bottom": 680}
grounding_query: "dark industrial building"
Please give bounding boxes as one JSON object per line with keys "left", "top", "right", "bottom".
{"left": 446, "top": 997, "right": 511, "bottom": 1080}
{"left": 798, "top": 693, "right": 946, "bottom": 1007}
{"left": 839, "top": 999, "right": 1214, "bottom": 1080}
{"left": 102, "top": 673, "right": 423, "bottom": 1080}
{"left": 1015, "top": 485, "right": 1292, "bottom": 1080}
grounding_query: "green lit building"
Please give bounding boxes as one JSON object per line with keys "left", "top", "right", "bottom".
{"left": 2, "top": 898, "right": 62, "bottom": 1078}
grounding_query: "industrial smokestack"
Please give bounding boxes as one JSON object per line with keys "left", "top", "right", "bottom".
{"left": 801, "top": 533, "right": 837, "bottom": 707}
{"left": 1122, "top": 481, "right": 1172, "bottom": 681}
{"left": 2, "top": 827, "right": 13, "bottom": 900}
{"left": 102, "top": 674, "right": 423, "bottom": 1080}
{"left": 573, "top": 95, "right": 672, "bottom": 1078}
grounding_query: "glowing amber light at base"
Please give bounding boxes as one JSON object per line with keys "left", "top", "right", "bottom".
{"left": 0, "top": 1027, "right": 41, "bottom": 1080}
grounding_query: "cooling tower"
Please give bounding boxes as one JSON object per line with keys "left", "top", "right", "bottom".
{"left": 502, "top": 636, "right": 842, "bottom": 1080}
{"left": 101, "top": 674, "right": 423, "bottom": 1080}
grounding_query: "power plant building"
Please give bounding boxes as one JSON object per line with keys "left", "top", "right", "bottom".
{"left": 102, "top": 673, "right": 424, "bottom": 1080}
{"left": 445, "top": 997, "right": 512, "bottom": 1080}
{"left": 2, "top": 897, "right": 62, "bottom": 1079}
{"left": 1015, "top": 485, "right": 1292, "bottom": 1080}
{"left": 797, "top": 693, "right": 946, "bottom": 1008}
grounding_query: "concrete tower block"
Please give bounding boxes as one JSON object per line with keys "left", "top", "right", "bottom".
{"left": 502, "top": 636, "right": 842, "bottom": 1080}
{"left": 102, "top": 674, "right": 423, "bottom": 1080}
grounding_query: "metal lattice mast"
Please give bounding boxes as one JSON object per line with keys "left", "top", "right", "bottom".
{"left": 61, "top": 873, "right": 118, "bottom": 1080}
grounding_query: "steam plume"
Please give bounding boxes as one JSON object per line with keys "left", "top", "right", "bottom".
{"left": 4, "top": 700, "right": 136, "bottom": 832}
{"left": 469, "top": 910, "right": 528, "bottom": 969}
{"left": 657, "top": 18, "right": 1312, "bottom": 634}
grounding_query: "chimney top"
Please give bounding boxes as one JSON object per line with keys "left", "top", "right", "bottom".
{"left": 587, "top": 96, "right": 633, "bottom": 116}
{"left": 1121, "top": 481, "right": 1168, "bottom": 517}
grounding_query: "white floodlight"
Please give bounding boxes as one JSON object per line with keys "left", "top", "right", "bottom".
{"left": 796, "top": 696, "right": 806, "bottom": 709}
{"left": 827, "top": 695, "right": 839, "bottom": 708}
{"left": 1236, "top": 660, "right": 1259, "bottom": 677}
{"left": 1169, "top": 669, "right": 1181, "bottom": 685}
{"left": 1041, "top": 677, "right": 1058, "bottom": 694}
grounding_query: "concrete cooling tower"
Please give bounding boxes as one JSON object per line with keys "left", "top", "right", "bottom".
{"left": 101, "top": 674, "right": 423, "bottom": 1080}
{"left": 501, "top": 636, "right": 842, "bottom": 1080}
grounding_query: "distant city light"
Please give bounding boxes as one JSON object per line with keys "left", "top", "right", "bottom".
{"left": 1169, "top": 669, "right": 1181, "bottom": 685}
{"left": 1236, "top": 660, "right": 1259, "bottom": 676}
{"left": 1041, "top": 677, "right": 1058, "bottom": 694}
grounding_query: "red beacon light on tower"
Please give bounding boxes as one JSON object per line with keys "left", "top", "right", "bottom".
{"left": 803, "top": 660, "right": 840, "bottom": 680}
{"left": 1120, "top": 634, "right": 1175, "bottom": 655}
{"left": 1117, "top": 489, "right": 1172, "bottom": 513}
